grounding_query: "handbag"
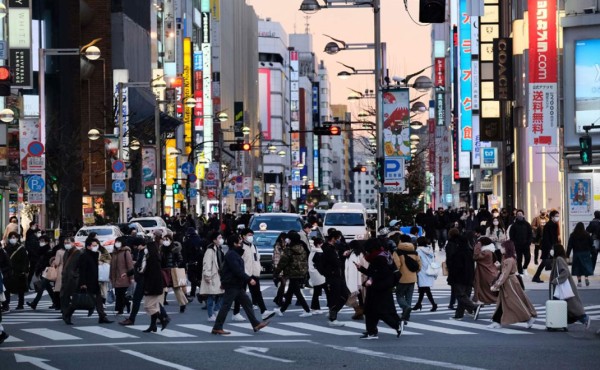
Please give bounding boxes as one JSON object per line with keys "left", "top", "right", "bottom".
{"left": 42, "top": 266, "right": 58, "bottom": 282}
{"left": 106, "top": 289, "right": 115, "bottom": 304}
{"left": 161, "top": 268, "right": 173, "bottom": 288}
{"left": 553, "top": 280, "right": 575, "bottom": 300}
{"left": 441, "top": 261, "right": 448, "bottom": 276}
{"left": 171, "top": 267, "right": 188, "bottom": 288}
{"left": 426, "top": 261, "right": 441, "bottom": 276}
{"left": 71, "top": 289, "right": 96, "bottom": 311}
{"left": 98, "top": 263, "right": 110, "bottom": 282}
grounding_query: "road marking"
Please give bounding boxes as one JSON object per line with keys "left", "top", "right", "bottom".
{"left": 431, "top": 320, "right": 534, "bottom": 334}
{"left": 326, "top": 345, "right": 487, "bottom": 370}
{"left": 405, "top": 321, "right": 476, "bottom": 335}
{"left": 121, "top": 349, "right": 195, "bottom": 370}
{"left": 22, "top": 328, "right": 82, "bottom": 341}
{"left": 177, "top": 324, "right": 251, "bottom": 337}
{"left": 74, "top": 326, "right": 139, "bottom": 338}
{"left": 127, "top": 326, "right": 196, "bottom": 338}
{"left": 14, "top": 354, "right": 61, "bottom": 370}
{"left": 234, "top": 346, "right": 294, "bottom": 363}
{"left": 280, "top": 322, "right": 358, "bottom": 335}
{"left": 4, "top": 334, "right": 23, "bottom": 342}
{"left": 229, "top": 323, "right": 309, "bottom": 336}
{"left": 341, "top": 321, "right": 420, "bottom": 335}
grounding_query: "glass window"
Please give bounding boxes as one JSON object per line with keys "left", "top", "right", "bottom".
{"left": 324, "top": 212, "right": 365, "bottom": 226}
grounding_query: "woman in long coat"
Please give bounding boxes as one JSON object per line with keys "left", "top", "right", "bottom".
{"left": 412, "top": 237, "right": 438, "bottom": 311}
{"left": 473, "top": 237, "right": 499, "bottom": 305}
{"left": 4, "top": 232, "right": 28, "bottom": 310}
{"left": 566, "top": 222, "right": 594, "bottom": 287}
{"left": 199, "top": 232, "right": 224, "bottom": 321}
{"left": 140, "top": 242, "right": 168, "bottom": 332}
{"left": 110, "top": 236, "right": 134, "bottom": 314}
{"left": 51, "top": 237, "right": 70, "bottom": 310}
{"left": 550, "top": 243, "right": 591, "bottom": 327}
{"left": 489, "top": 240, "right": 537, "bottom": 328}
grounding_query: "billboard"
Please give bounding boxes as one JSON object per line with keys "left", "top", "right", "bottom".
{"left": 382, "top": 89, "right": 411, "bottom": 159}
{"left": 458, "top": 0, "right": 473, "bottom": 151}
{"left": 575, "top": 38, "right": 600, "bottom": 133}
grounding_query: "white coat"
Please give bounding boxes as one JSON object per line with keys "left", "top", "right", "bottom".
{"left": 199, "top": 246, "right": 224, "bottom": 295}
{"left": 308, "top": 247, "right": 326, "bottom": 287}
{"left": 345, "top": 252, "right": 367, "bottom": 294}
{"left": 416, "top": 246, "right": 436, "bottom": 288}
{"left": 242, "top": 241, "right": 262, "bottom": 277}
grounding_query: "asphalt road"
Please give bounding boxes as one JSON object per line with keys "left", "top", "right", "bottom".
{"left": 1, "top": 279, "right": 598, "bottom": 370}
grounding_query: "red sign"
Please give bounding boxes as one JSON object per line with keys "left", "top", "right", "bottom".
{"left": 194, "top": 70, "right": 204, "bottom": 131}
{"left": 435, "top": 58, "right": 445, "bottom": 87}
{"left": 171, "top": 77, "right": 184, "bottom": 116}
{"left": 18, "top": 187, "right": 23, "bottom": 203}
{"left": 528, "top": 0, "right": 557, "bottom": 83}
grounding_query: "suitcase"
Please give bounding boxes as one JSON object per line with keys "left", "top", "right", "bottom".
{"left": 545, "top": 300, "right": 568, "bottom": 332}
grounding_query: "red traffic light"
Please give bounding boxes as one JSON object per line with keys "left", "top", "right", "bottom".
{"left": 314, "top": 125, "right": 341, "bottom": 136}
{"left": 329, "top": 126, "right": 341, "bottom": 135}
{"left": 0, "top": 67, "right": 11, "bottom": 97}
{"left": 229, "top": 141, "right": 252, "bottom": 151}
{"left": 360, "top": 166, "right": 367, "bottom": 172}
{"left": 241, "top": 143, "right": 251, "bottom": 151}
{"left": 0, "top": 67, "right": 9, "bottom": 81}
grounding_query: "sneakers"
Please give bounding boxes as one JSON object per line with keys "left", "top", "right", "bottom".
{"left": 577, "top": 282, "right": 582, "bottom": 288}
{"left": 299, "top": 311, "right": 313, "bottom": 318}
{"left": 310, "top": 309, "right": 323, "bottom": 315}
{"left": 328, "top": 320, "right": 345, "bottom": 327}
{"left": 474, "top": 304, "right": 483, "bottom": 321}
{"left": 399, "top": 320, "right": 405, "bottom": 335}
{"left": 262, "top": 311, "right": 276, "bottom": 320}
{"left": 487, "top": 322, "right": 502, "bottom": 329}
{"left": 232, "top": 313, "right": 246, "bottom": 322}
{"left": 586, "top": 278, "right": 590, "bottom": 287}
{"left": 526, "top": 317, "right": 536, "bottom": 329}
{"left": 450, "top": 316, "right": 463, "bottom": 321}
{"left": 359, "top": 333, "right": 378, "bottom": 340}
{"left": 207, "top": 315, "right": 217, "bottom": 322}
{"left": 273, "top": 308, "right": 283, "bottom": 317}
{"left": 584, "top": 315, "right": 592, "bottom": 330}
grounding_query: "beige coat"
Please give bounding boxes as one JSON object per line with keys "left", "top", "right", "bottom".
{"left": 491, "top": 258, "right": 537, "bottom": 325}
{"left": 473, "top": 242, "right": 499, "bottom": 304}
{"left": 199, "top": 246, "right": 224, "bottom": 295}
{"left": 2, "top": 222, "right": 18, "bottom": 242}
{"left": 52, "top": 249, "right": 66, "bottom": 291}
{"left": 392, "top": 242, "right": 421, "bottom": 284}
{"left": 550, "top": 256, "right": 586, "bottom": 321}
{"left": 110, "top": 247, "right": 134, "bottom": 288}
{"left": 242, "top": 242, "right": 262, "bottom": 277}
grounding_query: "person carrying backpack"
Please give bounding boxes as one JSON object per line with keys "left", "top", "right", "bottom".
{"left": 392, "top": 234, "right": 421, "bottom": 326}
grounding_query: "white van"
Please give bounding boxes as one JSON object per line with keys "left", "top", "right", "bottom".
{"left": 323, "top": 203, "right": 369, "bottom": 241}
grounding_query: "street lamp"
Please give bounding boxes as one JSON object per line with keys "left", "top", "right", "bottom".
{"left": 0, "top": 108, "right": 14, "bottom": 123}
{"left": 323, "top": 34, "right": 374, "bottom": 55}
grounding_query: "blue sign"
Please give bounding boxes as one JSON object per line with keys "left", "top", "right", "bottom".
{"left": 193, "top": 52, "right": 203, "bottom": 71}
{"left": 188, "top": 174, "right": 197, "bottom": 183}
{"left": 459, "top": 0, "right": 473, "bottom": 151}
{"left": 26, "top": 176, "right": 45, "bottom": 192}
{"left": 112, "top": 180, "right": 126, "bottom": 193}
{"left": 189, "top": 188, "right": 198, "bottom": 198}
{"left": 480, "top": 147, "right": 498, "bottom": 169}
{"left": 384, "top": 157, "right": 405, "bottom": 181}
{"left": 181, "top": 162, "right": 194, "bottom": 175}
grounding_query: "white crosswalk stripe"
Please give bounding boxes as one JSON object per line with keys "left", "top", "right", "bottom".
{"left": 431, "top": 319, "right": 535, "bottom": 334}
{"left": 74, "top": 326, "right": 139, "bottom": 339}
{"left": 341, "top": 321, "right": 420, "bottom": 336}
{"left": 127, "top": 325, "right": 196, "bottom": 338}
{"left": 229, "top": 323, "right": 309, "bottom": 336}
{"left": 280, "top": 322, "right": 359, "bottom": 335}
{"left": 178, "top": 324, "right": 250, "bottom": 337}
{"left": 22, "top": 328, "right": 82, "bottom": 340}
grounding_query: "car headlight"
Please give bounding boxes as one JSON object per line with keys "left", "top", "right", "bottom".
{"left": 355, "top": 234, "right": 365, "bottom": 240}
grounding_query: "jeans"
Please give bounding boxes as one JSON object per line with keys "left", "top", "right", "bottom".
{"left": 234, "top": 277, "right": 266, "bottom": 314}
{"left": 515, "top": 244, "right": 531, "bottom": 274}
{"left": 451, "top": 284, "right": 478, "bottom": 318}
{"left": 213, "top": 286, "right": 260, "bottom": 330}
{"left": 280, "top": 278, "right": 309, "bottom": 313}
{"left": 395, "top": 283, "right": 414, "bottom": 319}
{"left": 207, "top": 295, "right": 222, "bottom": 318}
{"left": 31, "top": 277, "right": 56, "bottom": 307}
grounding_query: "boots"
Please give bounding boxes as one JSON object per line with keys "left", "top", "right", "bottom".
{"left": 143, "top": 313, "right": 158, "bottom": 333}
{"left": 412, "top": 302, "right": 423, "bottom": 311}
{"left": 158, "top": 312, "right": 170, "bottom": 331}
{"left": 351, "top": 306, "right": 364, "bottom": 320}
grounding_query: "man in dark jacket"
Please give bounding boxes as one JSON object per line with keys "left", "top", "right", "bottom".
{"left": 63, "top": 238, "right": 113, "bottom": 325}
{"left": 211, "top": 234, "right": 270, "bottom": 335}
{"left": 182, "top": 227, "right": 204, "bottom": 298}
{"left": 25, "top": 222, "right": 41, "bottom": 289}
{"left": 434, "top": 208, "right": 450, "bottom": 250}
{"left": 445, "top": 228, "right": 482, "bottom": 320}
{"left": 509, "top": 209, "right": 533, "bottom": 275}
{"left": 532, "top": 210, "right": 560, "bottom": 283}
{"left": 60, "top": 242, "right": 82, "bottom": 316}
{"left": 321, "top": 234, "right": 346, "bottom": 326}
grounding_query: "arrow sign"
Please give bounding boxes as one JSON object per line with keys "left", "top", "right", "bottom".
{"left": 384, "top": 182, "right": 401, "bottom": 186}
{"left": 234, "top": 347, "right": 294, "bottom": 363}
{"left": 181, "top": 162, "right": 194, "bottom": 175}
{"left": 15, "top": 354, "right": 61, "bottom": 370}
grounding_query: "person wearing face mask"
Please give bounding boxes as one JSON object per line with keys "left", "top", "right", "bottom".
{"left": 25, "top": 222, "right": 41, "bottom": 290}
{"left": 50, "top": 237, "right": 70, "bottom": 311}
{"left": 3, "top": 232, "right": 28, "bottom": 311}
{"left": 63, "top": 238, "right": 113, "bottom": 325}
{"left": 110, "top": 236, "right": 134, "bottom": 315}
{"left": 531, "top": 209, "right": 549, "bottom": 265}
{"left": 508, "top": 209, "right": 534, "bottom": 275}
{"left": 531, "top": 210, "right": 561, "bottom": 283}
{"left": 2, "top": 216, "right": 19, "bottom": 244}
{"left": 60, "top": 237, "right": 84, "bottom": 317}
{"left": 232, "top": 229, "right": 274, "bottom": 321}
{"left": 160, "top": 234, "right": 188, "bottom": 313}
{"left": 485, "top": 217, "right": 507, "bottom": 253}
{"left": 319, "top": 233, "right": 346, "bottom": 326}
{"left": 200, "top": 232, "right": 225, "bottom": 321}
{"left": 272, "top": 232, "right": 288, "bottom": 307}
{"left": 26, "top": 236, "right": 56, "bottom": 310}
{"left": 489, "top": 240, "right": 537, "bottom": 329}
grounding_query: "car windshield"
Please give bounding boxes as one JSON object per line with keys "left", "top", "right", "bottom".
{"left": 249, "top": 216, "right": 303, "bottom": 232}
{"left": 77, "top": 228, "right": 114, "bottom": 237}
{"left": 253, "top": 233, "right": 280, "bottom": 251}
{"left": 324, "top": 212, "right": 365, "bottom": 226}
{"left": 134, "top": 220, "right": 158, "bottom": 228}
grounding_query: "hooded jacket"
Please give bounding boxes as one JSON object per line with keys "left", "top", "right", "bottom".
{"left": 416, "top": 246, "right": 436, "bottom": 287}
{"left": 392, "top": 242, "right": 421, "bottom": 284}
{"left": 274, "top": 242, "right": 308, "bottom": 279}
{"left": 308, "top": 245, "right": 326, "bottom": 287}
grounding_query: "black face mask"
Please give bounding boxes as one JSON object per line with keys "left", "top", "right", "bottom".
{"left": 235, "top": 246, "right": 244, "bottom": 255}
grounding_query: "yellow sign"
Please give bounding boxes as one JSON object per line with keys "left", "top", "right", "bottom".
{"left": 183, "top": 37, "right": 192, "bottom": 155}
{"left": 166, "top": 138, "right": 177, "bottom": 186}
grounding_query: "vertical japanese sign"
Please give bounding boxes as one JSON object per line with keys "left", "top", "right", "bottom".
{"left": 434, "top": 58, "right": 445, "bottom": 87}
{"left": 458, "top": 0, "right": 473, "bottom": 151}
{"left": 201, "top": 10, "right": 213, "bottom": 163}
{"left": 193, "top": 51, "right": 203, "bottom": 136}
{"left": 528, "top": 0, "right": 557, "bottom": 146}
{"left": 113, "top": 69, "right": 129, "bottom": 161}
{"left": 290, "top": 50, "right": 300, "bottom": 200}
{"left": 165, "top": 138, "right": 177, "bottom": 186}
{"left": 8, "top": 0, "right": 33, "bottom": 88}
{"left": 142, "top": 147, "right": 156, "bottom": 187}
{"left": 234, "top": 102, "right": 244, "bottom": 139}
{"left": 183, "top": 38, "right": 192, "bottom": 154}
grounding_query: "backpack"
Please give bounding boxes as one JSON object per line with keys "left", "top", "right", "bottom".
{"left": 312, "top": 252, "right": 326, "bottom": 277}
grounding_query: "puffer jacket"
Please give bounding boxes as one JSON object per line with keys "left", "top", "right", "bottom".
{"left": 160, "top": 242, "right": 184, "bottom": 268}
{"left": 274, "top": 242, "right": 308, "bottom": 279}
{"left": 392, "top": 242, "right": 421, "bottom": 284}
{"left": 110, "top": 246, "right": 134, "bottom": 288}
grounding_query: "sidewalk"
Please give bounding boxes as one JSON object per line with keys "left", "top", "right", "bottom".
{"left": 431, "top": 249, "right": 600, "bottom": 291}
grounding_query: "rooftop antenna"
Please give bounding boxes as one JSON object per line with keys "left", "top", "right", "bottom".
{"left": 304, "top": 15, "right": 311, "bottom": 34}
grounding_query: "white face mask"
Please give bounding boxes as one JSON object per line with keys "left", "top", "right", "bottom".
{"left": 550, "top": 250, "right": 555, "bottom": 257}
{"left": 64, "top": 244, "right": 72, "bottom": 250}
{"left": 216, "top": 238, "right": 224, "bottom": 246}
{"left": 285, "top": 238, "right": 291, "bottom": 245}
{"left": 162, "top": 240, "right": 171, "bottom": 247}
{"left": 36, "top": 232, "right": 42, "bottom": 238}
{"left": 114, "top": 242, "right": 122, "bottom": 249}
{"left": 553, "top": 216, "right": 559, "bottom": 223}
{"left": 39, "top": 242, "right": 47, "bottom": 247}
{"left": 91, "top": 246, "right": 99, "bottom": 252}
{"left": 9, "top": 238, "right": 17, "bottom": 245}
{"left": 245, "top": 236, "right": 254, "bottom": 244}
{"left": 493, "top": 220, "right": 499, "bottom": 226}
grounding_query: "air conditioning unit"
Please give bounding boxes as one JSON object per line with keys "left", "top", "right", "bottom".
{"left": 565, "top": 0, "right": 597, "bottom": 15}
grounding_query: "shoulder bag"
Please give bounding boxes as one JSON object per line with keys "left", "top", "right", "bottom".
{"left": 42, "top": 266, "right": 58, "bottom": 281}
{"left": 552, "top": 262, "right": 575, "bottom": 300}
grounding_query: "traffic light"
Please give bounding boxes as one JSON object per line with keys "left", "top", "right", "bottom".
{"left": 144, "top": 186, "right": 153, "bottom": 199}
{"left": 313, "top": 125, "right": 341, "bottom": 136}
{"left": 419, "top": 0, "right": 446, "bottom": 23}
{"left": 580, "top": 136, "right": 592, "bottom": 164}
{"left": 0, "top": 66, "right": 11, "bottom": 96}
{"left": 173, "top": 182, "right": 180, "bottom": 194}
{"left": 352, "top": 165, "right": 367, "bottom": 173}
{"left": 376, "top": 157, "right": 385, "bottom": 182}
{"left": 229, "top": 140, "right": 252, "bottom": 151}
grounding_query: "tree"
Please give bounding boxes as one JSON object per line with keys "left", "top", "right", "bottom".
{"left": 385, "top": 152, "right": 427, "bottom": 226}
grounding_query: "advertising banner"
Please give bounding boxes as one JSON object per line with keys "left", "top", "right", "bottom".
{"left": 183, "top": 38, "right": 192, "bottom": 154}
{"left": 528, "top": 0, "right": 558, "bottom": 146}
{"left": 382, "top": 89, "right": 411, "bottom": 159}
{"left": 8, "top": 0, "right": 32, "bottom": 88}
{"left": 165, "top": 139, "right": 177, "bottom": 186}
{"left": 19, "top": 118, "right": 40, "bottom": 174}
{"left": 575, "top": 39, "right": 600, "bottom": 133}
{"left": 234, "top": 102, "right": 244, "bottom": 139}
{"left": 459, "top": 0, "right": 473, "bottom": 151}
{"left": 113, "top": 69, "right": 130, "bottom": 161}
{"left": 290, "top": 50, "right": 300, "bottom": 200}
{"left": 435, "top": 58, "right": 445, "bottom": 87}
{"left": 141, "top": 147, "right": 156, "bottom": 187}
{"left": 259, "top": 69, "right": 271, "bottom": 140}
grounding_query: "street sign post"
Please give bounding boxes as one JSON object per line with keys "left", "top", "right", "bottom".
{"left": 112, "top": 160, "right": 126, "bottom": 173}
{"left": 383, "top": 157, "right": 405, "bottom": 193}
{"left": 26, "top": 175, "right": 45, "bottom": 192}
{"left": 27, "top": 141, "right": 45, "bottom": 157}
{"left": 112, "top": 180, "right": 126, "bottom": 193}
{"left": 181, "top": 162, "right": 194, "bottom": 175}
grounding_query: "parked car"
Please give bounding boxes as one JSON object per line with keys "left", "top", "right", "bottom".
{"left": 74, "top": 225, "right": 123, "bottom": 253}
{"left": 115, "top": 222, "right": 153, "bottom": 243}
{"left": 128, "top": 217, "right": 172, "bottom": 237}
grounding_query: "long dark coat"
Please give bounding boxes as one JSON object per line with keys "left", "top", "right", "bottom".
{"left": 5, "top": 243, "right": 29, "bottom": 293}
{"left": 359, "top": 254, "right": 397, "bottom": 315}
{"left": 61, "top": 248, "right": 82, "bottom": 298}
{"left": 142, "top": 251, "right": 164, "bottom": 296}
{"left": 77, "top": 250, "right": 100, "bottom": 295}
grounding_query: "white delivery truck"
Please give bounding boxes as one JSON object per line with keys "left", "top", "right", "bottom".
{"left": 323, "top": 203, "right": 369, "bottom": 241}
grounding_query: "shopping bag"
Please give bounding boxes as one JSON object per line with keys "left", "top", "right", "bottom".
{"left": 42, "top": 266, "right": 58, "bottom": 282}
{"left": 72, "top": 290, "right": 96, "bottom": 311}
{"left": 171, "top": 268, "right": 188, "bottom": 288}
{"left": 98, "top": 263, "right": 110, "bottom": 282}
{"left": 553, "top": 280, "right": 575, "bottom": 300}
